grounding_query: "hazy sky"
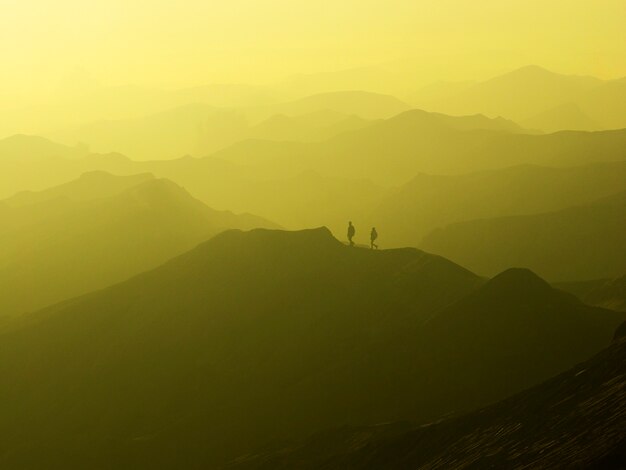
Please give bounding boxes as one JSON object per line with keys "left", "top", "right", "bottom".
{"left": 1, "top": 0, "right": 625, "bottom": 102}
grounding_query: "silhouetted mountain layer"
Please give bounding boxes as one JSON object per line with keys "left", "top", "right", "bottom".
{"left": 213, "top": 109, "right": 626, "bottom": 185}
{"left": 250, "top": 90, "right": 411, "bottom": 121}
{"left": 0, "top": 172, "right": 277, "bottom": 316}
{"left": 372, "top": 161, "right": 626, "bottom": 245}
{"left": 522, "top": 102, "right": 603, "bottom": 132}
{"left": 421, "top": 190, "right": 626, "bottom": 281}
{"left": 0, "top": 229, "right": 621, "bottom": 468}
{"left": 230, "top": 334, "right": 626, "bottom": 469}
{"left": 48, "top": 91, "right": 400, "bottom": 160}
{"left": 0, "top": 135, "right": 134, "bottom": 198}
{"left": 249, "top": 111, "right": 373, "bottom": 143}
{"left": 53, "top": 103, "right": 248, "bottom": 160}
{"left": 0, "top": 133, "right": 88, "bottom": 162}
{"left": 560, "top": 275, "right": 626, "bottom": 312}
{"left": 4, "top": 122, "right": 626, "bottom": 240}
{"left": 3, "top": 170, "right": 154, "bottom": 207}
{"left": 418, "top": 65, "right": 626, "bottom": 131}
{"left": 427, "top": 65, "right": 601, "bottom": 120}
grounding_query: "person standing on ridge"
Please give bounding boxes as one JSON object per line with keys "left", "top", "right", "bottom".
{"left": 370, "top": 227, "right": 378, "bottom": 249}
{"left": 347, "top": 221, "right": 356, "bottom": 246}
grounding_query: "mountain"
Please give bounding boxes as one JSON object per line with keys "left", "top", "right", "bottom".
{"left": 408, "top": 80, "right": 476, "bottom": 108}
{"left": 0, "top": 135, "right": 128, "bottom": 198}
{"left": 420, "top": 65, "right": 626, "bottom": 132}
{"left": 52, "top": 103, "right": 249, "bottom": 160}
{"left": 3, "top": 170, "right": 154, "bottom": 207}
{"left": 51, "top": 96, "right": 381, "bottom": 161}
{"left": 560, "top": 275, "right": 626, "bottom": 312}
{"left": 575, "top": 77, "right": 626, "bottom": 130}
{"left": 0, "top": 229, "right": 621, "bottom": 468}
{"left": 581, "top": 275, "right": 626, "bottom": 312}
{"left": 522, "top": 102, "right": 603, "bottom": 132}
{"left": 0, "top": 137, "right": 387, "bottom": 233}
{"left": 0, "top": 173, "right": 277, "bottom": 317}
{"left": 421, "top": 190, "right": 626, "bottom": 281}
{"left": 230, "top": 332, "right": 626, "bottom": 469}
{"left": 425, "top": 65, "right": 602, "bottom": 121}
{"left": 0, "top": 134, "right": 88, "bottom": 162}
{"left": 252, "top": 90, "right": 412, "bottom": 121}
{"left": 0, "top": 83, "right": 285, "bottom": 138}
{"left": 248, "top": 111, "right": 373, "bottom": 143}
{"left": 220, "top": 170, "right": 387, "bottom": 233}
{"left": 214, "top": 108, "right": 626, "bottom": 185}
{"left": 371, "top": 161, "right": 626, "bottom": 245}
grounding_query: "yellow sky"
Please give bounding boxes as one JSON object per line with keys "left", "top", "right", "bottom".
{"left": 1, "top": 0, "right": 625, "bottom": 102}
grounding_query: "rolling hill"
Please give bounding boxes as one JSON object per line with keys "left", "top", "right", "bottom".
{"left": 0, "top": 228, "right": 620, "bottom": 468}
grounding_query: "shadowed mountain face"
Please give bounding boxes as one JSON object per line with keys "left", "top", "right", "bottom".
{"left": 421, "top": 190, "right": 626, "bottom": 282}
{"left": 0, "top": 173, "right": 277, "bottom": 317}
{"left": 229, "top": 335, "right": 626, "bottom": 470}
{"left": 0, "top": 229, "right": 621, "bottom": 468}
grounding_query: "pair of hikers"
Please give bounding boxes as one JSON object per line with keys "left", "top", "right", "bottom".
{"left": 347, "top": 221, "right": 378, "bottom": 249}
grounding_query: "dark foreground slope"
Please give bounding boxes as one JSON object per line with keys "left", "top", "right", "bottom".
{"left": 0, "top": 229, "right": 621, "bottom": 468}
{"left": 230, "top": 334, "right": 626, "bottom": 470}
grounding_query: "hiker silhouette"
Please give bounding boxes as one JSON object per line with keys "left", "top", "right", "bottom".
{"left": 370, "top": 227, "right": 378, "bottom": 249}
{"left": 347, "top": 221, "right": 356, "bottom": 246}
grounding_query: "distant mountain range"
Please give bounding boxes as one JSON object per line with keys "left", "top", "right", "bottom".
{"left": 421, "top": 190, "right": 626, "bottom": 281}
{"left": 412, "top": 65, "right": 626, "bottom": 132}
{"left": 2, "top": 122, "right": 626, "bottom": 239}
{"left": 559, "top": 275, "right": 626, "bottom": 312}
{"left": 371, "top": 161, "right": 626, "bottom": 245}
{"left": 49, "top": 91, "right": 400, "bottom": 160}
{"left": 0, "top": 172, "right": 276, "bottom": 317}
{"left": 0, "top": 228, "right": 621, "bottom": 467}
{"left": 212, "top": 109, "right": 626, "bottom": 185}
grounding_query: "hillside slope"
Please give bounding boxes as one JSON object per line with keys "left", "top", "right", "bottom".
{"left": 0, "top": 229, "right": 621, "bottom": 468}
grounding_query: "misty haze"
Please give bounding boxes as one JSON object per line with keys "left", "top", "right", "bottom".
{"left": 0, "top": 1, "right": 625, "bottom": 468}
